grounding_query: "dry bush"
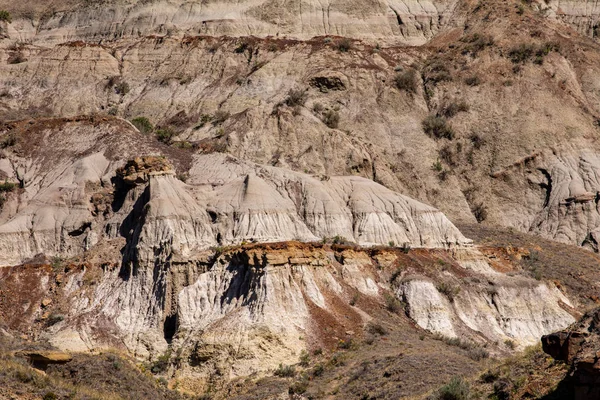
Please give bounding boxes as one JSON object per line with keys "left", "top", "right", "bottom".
{"left": 422, "top": 115, "right": 455, "bottom": 140}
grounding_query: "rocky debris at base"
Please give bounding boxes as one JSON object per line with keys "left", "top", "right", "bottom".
{"left": 542, "top": 308, "right": 600, "bottom": 400}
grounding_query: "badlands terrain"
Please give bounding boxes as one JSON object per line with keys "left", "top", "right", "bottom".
{"left": 0, "top": 0, "right": 600, "bottom": 399}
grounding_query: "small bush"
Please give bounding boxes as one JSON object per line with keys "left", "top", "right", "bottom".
{"left": 289, "top": 379, "right": 308, "bottom": 394}
{"left": 155, "top": 128, "right": 175, "bottom": 144}
{"left": 0, "top": 10, "right": 11, "bottom": 23}
{"left": 465, "top": 75, "right": 481, "bottom": 86}
{"left": 274, "top": 363, "right": 296, "bottom": 377}
{"left": 322, "top": 109, "right": 340, "bottom": 128}
{"left": 436, "top": 282, "right": 460, "bottom": 301}
{"left": 480, "top": 370, "right": 499, "bottom": 383}
{"left": 131, "top": 117, "right": 153, "bottom": 134}
{"left": 150, "top": 351, "right": 171, "bottom": 374}
{"left": 433, "top": 377, "right": 470, "bottom": 400}
{"left": 470, "top": 133, "right": 484, "bottom": 149}
{"left": 336, "top": 38, "right": 352, "bottom": 52}
{"left": 384, "top": 292, "right": 402, "bottom": 313}
{"left": 504, "top": 339, "right": 516, "bottom": 349}
{"left": 424, "top": 60, "right": 453, "bottom": 84}
{"left": 440, "top": 101, "right": 469, "bottom": 118}
{"left": 312, "top": 363, "right": 324, "bottom": 377}
{"left": 439, "top": 145, "right": 456, "bottom": 167}
{"left": 367, "top": 322, "right": 388, "bottom": 336}
{"left": 115, "top": 81, "right": 130, "bottom": 95}
{"left": 461, "top": 33, "right": 494, "bottom": 55}
{"left": 312, "top": 102, "right": 324, "bottom": 113}
{"left": 422, "top": 115, "right": 455, "bottom": 140}
{"left": 0, "top": 180, "right": 16, "bottom": 192}
{"left": 472, "top": 202, "right": 488, "bottom": 223}
{"left": 299, "top": 350, "right": 310, "bottom": 367}
{"left": 285, "top": 89, "right": 308, "bottom": 107}
{"left": 7, "top": 52, "right": 26, "bottom": 64}
{"left": 467, "top": 347, "right": 490, "bottom": 361}
{"left": 394, "top": 70, "right": 417, "bottom": 93}
{"left": 43, "top": 393, "right": 58, "bottom": 400}
{"left": 432, "top": 159, "right": 444, "bottom": 172}
{"left": 0, "top": 133, "right": 16, "bottom": 148}
{"left": 212, "top": 110, "right": 230, "bottom": 126}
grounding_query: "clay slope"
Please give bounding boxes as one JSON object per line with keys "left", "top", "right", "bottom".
{"left": 3, "top": 1, "right": 600, "bottom": 249}
{"left": 0, "top": 117, "right": 468, "bottom": 266}
{"left": 0, "top": 0, "right": 459, "bottom": 46}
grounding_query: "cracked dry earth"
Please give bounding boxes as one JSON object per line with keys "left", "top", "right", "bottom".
{"left": 1, "top": 0, "right": 600, "bottom": 399}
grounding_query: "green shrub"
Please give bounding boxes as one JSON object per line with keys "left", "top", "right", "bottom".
{"left": 211, "top": 110, "right": 230, "bottom": 126}
{"left": 114, "top": 81, "right": 130, "bottom": 95}
{"left": 299, "top": 350, "right": 310, "bottom": 367}
{"left": 150, "top": 351, "right": 171, "bottom": 374}
{"left": 433, "top": 377, "right": 470, "bottom": 400}
{"left": 0, "top": 10, "right": 11, "bottom": 23}
{"left": 394, "top": 70, "right": 417, "bottom": 93}
{"left": 436, "top": 282, "right": 460, "bottom": 301}
{"left": 274, "top": 363, "right": 296, "bottom": 377}
{"left": 422, "top": 115, "right": 455, "bottom": 140}
{"left": 0, "top": 180, "right": 15, "bottom": 192}
{"left": 384, "top": 292, "right": 402, "bottom": 313}
{"left": 155, "top": 128, "right": 175, "bottom": 144}
{"left": 432, "top": 159, "right": 443, "bottom": 172}
{"left": 131, "top": 117, "right": 153, "bottom": 134}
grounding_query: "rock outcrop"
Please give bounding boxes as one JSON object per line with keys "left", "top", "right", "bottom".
{"left": 542, "top": 308, "right": 600, "bottom": 400}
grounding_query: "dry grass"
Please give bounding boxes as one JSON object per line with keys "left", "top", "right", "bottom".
{"left": 0, "top": 334, "right": 185, "bottom": 400}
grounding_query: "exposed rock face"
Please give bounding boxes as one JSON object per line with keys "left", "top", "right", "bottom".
{"left": 3, "top": 18, "right": 600, "bottom": 249}
{"left": 2, "top": 0, "right": 459, "bottom": 46}
{"left": 542, "top": 308, "right": 600, "bottom": 400}
{"left": 0, "top": 118, "right": 469, "bottom": 267}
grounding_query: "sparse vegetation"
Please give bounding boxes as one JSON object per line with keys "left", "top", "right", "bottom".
{"left": 460, "top": 33, "right": 494, "bottom": 56}
{"left": 212, "top": 110, "right": 230, "bottom": 126}
{"left": 422, "top": 115, "right": 455, "bottom": 140}
{"left": 114, "top": 81, "right": 130, "bottom": 95}
{"left": 155, "top": 128, "right": 175, "bottom": 144}
{"left": 0, "top": 10, "right": 11, "bottom": 23}
{"left": 322, "top": 109, "right": 340, "bottom": 128}
{"left": 430, "top": 377, "right": 470, "bottom": 400}
{"left": 336, "top": 38, "right": 352, "bottom": 52}
{"left": 131, "top": 117, "right": 153, "bottom": 134}
{"left": 394, "top": 70, "right": 417, "bottom": 93}
{"left": 472, "top": 202, "right": 488, "bottom": 223}
{"left": 274, "top": 364, "right": 296, "bottom": 377}
{"left": 508, "top": 42, "right": 560, "bottom": 65}
{"left": 0, "top": 181, "right": 16, "bottom": 192}
{"left": 465, "top": 75, "right": 481, "bottom": 86}
{"left": 436, "top": 282, "right": 460, "bottom": 301}
{"left": 423, "top": 59, "right": 453, "bottom": 84}
{"left": 285, "top": 89, "right": 308, "bottom": 107}
{"left": 439, "top": 101, "right": 469, "bottom": 118}
{"left": 384, "top": 292, "right": 402, "bottom": 313}
{"left": 7, "top": 52, "right": 26, "bottom": 64}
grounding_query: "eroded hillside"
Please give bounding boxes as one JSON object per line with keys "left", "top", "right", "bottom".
{"left": 0, "top": 0, "right": 599, "bottom": 399}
